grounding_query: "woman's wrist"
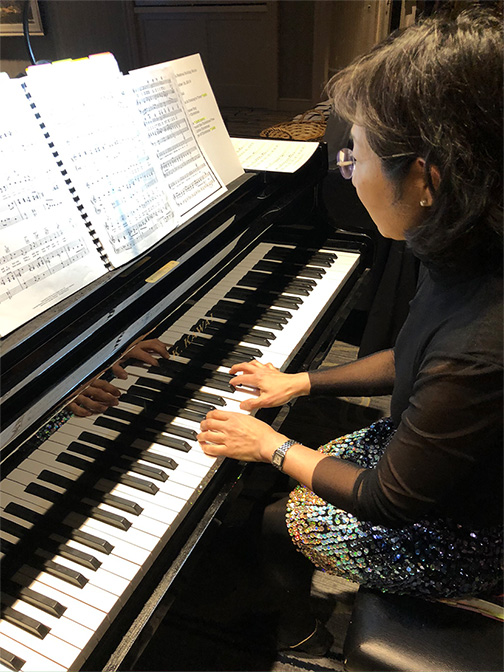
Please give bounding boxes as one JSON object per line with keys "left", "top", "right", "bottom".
{"left": 260, "top": 433, "right": 290, "bottom": 463}
{"left": 292, "top": 371, "right": 311, "bottom": 397}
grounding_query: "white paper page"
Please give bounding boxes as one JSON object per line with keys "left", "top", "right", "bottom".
{"left": 231, "top": 137, "right": 319, "bottom": 173}
{"left": 167, "top": 54, "right": 244, "bottom": 186}
{"left": 25, "top": 55, "right": 178, "bottom": 268}
{"left": 127, "top": 64, "right": 226, "bottom": 222}
{"left": 0, "top": 78, "right": 106, "bottom": 338}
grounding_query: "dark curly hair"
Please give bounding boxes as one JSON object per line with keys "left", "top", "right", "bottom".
{"left": 328, "top": 7, "right": 503, "bottom": 273}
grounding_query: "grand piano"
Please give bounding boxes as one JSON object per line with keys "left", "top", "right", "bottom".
{"left": 0, "top": 145, "right": 373, "bottom": 671}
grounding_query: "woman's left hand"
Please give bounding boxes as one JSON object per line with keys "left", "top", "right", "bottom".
{"left": 198, "top": 409, "right": 287, "bottom": 463}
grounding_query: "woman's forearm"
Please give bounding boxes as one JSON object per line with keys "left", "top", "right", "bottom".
{"left": 308, "top": 348, "right": 395, "bottom": 397}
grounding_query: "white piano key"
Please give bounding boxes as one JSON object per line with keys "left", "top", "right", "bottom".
{"left": 0, "top": 632, "right": 67, "bottom": 671}
{"left": 0, "top": 619, "right": 82, "bottom": 671}
{"left": 6, "top": 571, "right": 110, "bottom": 633}
{"left": 12, "top": 565, "right": 119, "bottom": 615}
{"left": 5, "top": 600, "right": 94, "bottom": 651}
{"left": 5, "top": 461, "right": 148, "bottom": 580}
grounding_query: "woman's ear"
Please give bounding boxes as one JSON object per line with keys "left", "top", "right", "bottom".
{"left": 416, "top": 158, "right": 440, "bottom": 207}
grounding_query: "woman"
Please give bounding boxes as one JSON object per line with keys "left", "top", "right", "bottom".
{"left": 197, "top": 7, "right": 503, "bottom": 655}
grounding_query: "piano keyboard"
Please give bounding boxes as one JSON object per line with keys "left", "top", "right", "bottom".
{"left": 0, "top": 242, "right": 360, "bottom": 671}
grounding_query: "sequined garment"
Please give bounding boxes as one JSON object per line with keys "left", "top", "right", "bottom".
{"left": 286, "top": 419, "right": 503, "bottom": 597}
{"left": 33, "top": 409, "right": 73, "bottom": 448}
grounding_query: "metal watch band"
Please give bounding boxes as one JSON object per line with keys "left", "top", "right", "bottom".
{"left": 271, "top": 439, "right": 296, "bottom": 471}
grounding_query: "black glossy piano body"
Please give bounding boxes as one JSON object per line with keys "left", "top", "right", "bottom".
{"left": 0, "top": 145, "right": 373, "bottom": 671}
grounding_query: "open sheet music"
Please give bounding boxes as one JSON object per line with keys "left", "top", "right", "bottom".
{"left": 0, "top": 53, "right": 244, "bottom": 337}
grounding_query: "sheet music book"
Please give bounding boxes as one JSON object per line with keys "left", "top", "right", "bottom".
{"left": 0, "top": 53, "right": 244, "bottom": 337}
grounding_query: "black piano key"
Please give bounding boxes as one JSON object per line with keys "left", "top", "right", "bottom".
{"left": 4, "top": 502, "right": 40, "bottom": 526}
{"left": 94, "top": 416, "right": 195, "bottom": 448}
{"left": 253, "top": 259, "right": 325, "bottom": 279}
{"left": 152, "top": 358, "right": 234, "bottom": 384}
{"left": 118, "top": 473, "right": 159, "bottom": 494}
{"left": 213, "top": 298, "right": 293, "bottom": 321}
{"left": 119, "top": 394, "right": 209, "bottom": 422}
{"left": 2, "top": 606, "right": 50, "bottom": 639}
{"left": 97, "top": 412, "right": 197, "bottom": 442}
{"left": 169, "top": 341, "right": 260, "bottom": 368}
{"left": 168, "top": 345, "right": 247, "bottom": 368}
{"left": 135, "top": 373, "right": 234, "bottom": 397}
{"left": 1, "top": 582, "right": 66, "bottom": 618}
{"left": 225, "top": 286, "right": 302, "bottom": 310}
{"left": 34, "top": 542, "right": 101, "bottom": 572}
{"left": 120, "top": 393, "right": 208, "bottom": 423}
{"left": 127, "top": 384, "right": 226, "bottom": 407}
{"left": 191, "top": 319, "right": 276, "bottom": 344}
{"left": 120, "top": 461, "right": 169, "bottom": 482}
{"left": 42, "top": 559, "right": 88, "bottom": 587}
{"left": 63, "top": 440, "right": 169, "bottom": 482}
{"left": 0, "top": 648, "right": 25, "bottom": 672}
{"left": 51, "top": 545, "right": 101, "bottom": 571}
{"left": 264, "top": 246, "right": 337, "bottom": 266}
{"left": 237, "top": 272, "right": 311, "bottom": 296}
{"left": 104, "top": 408, "right": 171, "bottom": 433}
{"left": 27, "top": 472, "right": 134, "bottom": 531}
{"left": 54, "top": 448, "right": 159, "bottom": 495}
{"left": 239, "top": 270, "right": 316, "bottom": 290}
{"left": 77, "top": 432, "right": 178, "bottom": 470}
{"left": 77, "top": 432, "right": 178, "bottom": 471}
{"left": 81, "top": 502, "right": 132, "bottom": 531}
{"left": 210, "top": 299, "right": 291, "bottom": 323}
{"left": 25, "top": 468, "right": 143, "bottom": 520}
{"left": 204, "top": 307, "right": 285, "bottom": 331}
{"left": 71, "top": 529, "right": 114, "bottom": 554}
{"left": 192, "top": 318, "right": 277, "bottom": 341}
{"left": 186, "top": 335, "right": 263, "bottom": 359}
{"left": 102, "top": 492, "right": 143, "bottom": 515}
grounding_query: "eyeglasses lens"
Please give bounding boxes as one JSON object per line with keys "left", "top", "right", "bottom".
{"left": 336, "top": 148, "right": 354, "bottom": 179}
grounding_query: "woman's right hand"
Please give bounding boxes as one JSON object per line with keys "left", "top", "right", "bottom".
{"left": 229, "top": 360, "right": 310, "bottom": 411}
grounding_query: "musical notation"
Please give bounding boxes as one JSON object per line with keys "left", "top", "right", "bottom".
{"left": 0, "top": 77, "right": 106, "bottom": 337}
{"left": 129, "top": 63, "right": 225, "bottom": 217}
{"left": 24, "top": 58, "right": 178, "bottom": 268}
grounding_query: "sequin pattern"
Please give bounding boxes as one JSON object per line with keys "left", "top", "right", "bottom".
{"left": 33, "top": 409, "right": 73, "bottom": 448}
{"left": 286, "top": 419, "right": 503, "bottom": 598}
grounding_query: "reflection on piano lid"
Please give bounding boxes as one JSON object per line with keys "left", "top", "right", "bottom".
{"left": 0, "top": 145, "right": 374, "bottom": 672}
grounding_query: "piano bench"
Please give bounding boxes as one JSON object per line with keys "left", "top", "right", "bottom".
{"left": 343, "top": 587, "right": 503, "bottom": 672}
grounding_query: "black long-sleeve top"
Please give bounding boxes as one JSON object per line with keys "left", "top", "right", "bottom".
{"left": 311, "top": 265, "right": 503, "bottom": 528}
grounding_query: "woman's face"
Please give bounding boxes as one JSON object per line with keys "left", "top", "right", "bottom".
{"left": 350, "top": 125, "right": 428, "bottom": 240}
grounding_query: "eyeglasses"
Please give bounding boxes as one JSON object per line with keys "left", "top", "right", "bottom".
{"left": 336, "top": 147, "right": 415, "bottom": 179}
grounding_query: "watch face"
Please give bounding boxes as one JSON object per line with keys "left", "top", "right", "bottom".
{"left": 272, "top": 451, "right": 283, "bottom": 468}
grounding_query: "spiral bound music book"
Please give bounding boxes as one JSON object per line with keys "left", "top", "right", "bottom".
{"left": 0, "top": 53, "right": 243, "bottom": 337}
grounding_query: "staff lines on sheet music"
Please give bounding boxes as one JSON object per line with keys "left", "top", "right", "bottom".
{"left": 0, "top": 242, "right": 90, "bottom": 302}
{"left": 168, "top": 163, "right": 216, "bottom": 191}
{"left": 0, "top": 229, "right": 82, "bottom": 265}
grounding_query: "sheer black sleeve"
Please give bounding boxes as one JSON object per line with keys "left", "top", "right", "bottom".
{"left": 311, "top": 354, "right": 503, "bottom": 527}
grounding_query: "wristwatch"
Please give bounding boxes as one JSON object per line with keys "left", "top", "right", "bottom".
{"left": 271, "top": 439, "right": 296, "bottom": 471}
